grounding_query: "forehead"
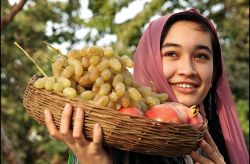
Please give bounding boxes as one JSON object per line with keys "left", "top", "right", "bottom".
{"left": 164, "top": 20, "right": 212, "bottom": 47}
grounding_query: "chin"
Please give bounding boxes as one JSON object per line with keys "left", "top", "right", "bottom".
{"left": 176, "top": 99, "right": 199, "bottom": 107}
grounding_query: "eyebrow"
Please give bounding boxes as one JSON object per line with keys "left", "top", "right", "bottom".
{"left": 162, "top": 42, "right": 212, "bottom": 54}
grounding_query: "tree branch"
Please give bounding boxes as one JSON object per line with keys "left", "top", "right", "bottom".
{"left": 1, "top": 0, "right": 27, "bottom": 32}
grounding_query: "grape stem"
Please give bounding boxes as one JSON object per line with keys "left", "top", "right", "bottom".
{"left": 43, "top": 41, "right": 66, "bottom": 57}
{"left": 14, "top": 42, "right": 48, "bottom": 77}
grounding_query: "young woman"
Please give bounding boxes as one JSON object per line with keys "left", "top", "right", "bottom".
{"left": 44, "top": 9, "right": 249, "bottom": 163}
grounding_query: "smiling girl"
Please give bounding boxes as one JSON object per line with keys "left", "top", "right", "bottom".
{"left": 44, "top": 9, "right": 249, "bottom": 164}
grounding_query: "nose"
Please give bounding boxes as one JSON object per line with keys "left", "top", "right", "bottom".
{"left": 177, "top": 57, "right": 196, "bottom": 77}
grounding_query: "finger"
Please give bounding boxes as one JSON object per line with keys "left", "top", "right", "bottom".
{"left": 200, "top": 140, "right": 222, "bottom": 162}
{"left": 44, "top": 110, "right": 63, "bottom": 140}
{"left": 190, "top": 151, "right": 212, "bottom": 163}
{"left": 93, "top": 123, "right": 103, "bottom": 145}
{"left": 72, "top": 107, "right": 86, "bottom": 146}
{"left": 59, "top": 103, "right": 74, "bottom": 144}
{"left": 204, "top": 132, "right": 220, "bottom": 154}
{"left": 60, "top": 103, "right": 73, "bottom": 134}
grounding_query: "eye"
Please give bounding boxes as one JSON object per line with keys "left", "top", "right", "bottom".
{"left": 194, "top": 53, "right": 210, "bottom": 60}
{"left": 163, "top": 51, "right": 178, "bottom": 57}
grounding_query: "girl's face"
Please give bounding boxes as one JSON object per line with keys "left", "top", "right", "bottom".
{"left": 161, "top": 21, "right": 213, "bottom": 107}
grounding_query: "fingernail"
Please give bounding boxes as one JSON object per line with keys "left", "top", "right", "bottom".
{"left": 77, "top": 107, "right": 82, "bottom": 114}
{"left": 94, "top": 123, "right": 100, "bottom": 131}
{"left": 44, "top": 110, "right": 49, "bottom": 115}
{"left": 201, "top": 140, "right": 206, "bottom": 146}
{"left": 65, "top": 103, "right": 71, "bottom": 108}
{"left": 64, "top": 103, "right": 72, "bottom": 112}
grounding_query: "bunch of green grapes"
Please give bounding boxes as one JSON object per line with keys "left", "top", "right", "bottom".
{"left": 34, "top": 46, "right": 168, "bottom": 112}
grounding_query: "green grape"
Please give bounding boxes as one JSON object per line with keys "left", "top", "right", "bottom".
{"left": 98, "top": 83, "right": 111, "bottom": 96}
{"left": 88, "top": 46, "right": 104, "bottom": 56}
{"left": 89, "top": 55, "right": 101, "bottom": 66}
{"left": 138, "top": 86, "right": 153, "bottom": 97}
{"left": 34, "top": 77, "right": 46, "bottom": 89}
{"left": 62, "top": 65, "right": 74, "bottom": 79}
{"left": 80, "top": 91, "right": 95, "bottom": 100}
{"left": 95, "top": 77, "right": 105, "bottom": 87}
{"left": 138, "top": 99, "right": 148, "bottom": 112}
{"left": 123, "top": 75, "right": 133, "bottom": 86}
{"left": 128, "top": 87, "right": 142, "bottom": 101}
{"left": 78, "top": 73, "right": 93, "bottom": 86}
{"left": 81, "top": 56, "right": 90, "bottom": 69}
{"left": 44, "top": 77, "right": 56, "bottom": 91}
{"left": 109, "top": 91, "right": 119, "bottom": 102}
{"left": 53, "top": 82, "right": 64, "bottom": 93}
{"left": 67, "top": 49, "right": 84, "bottom": 58}
{"left": 112, "top": 74, "right": 123, "bottom": 87}
{"left": 145, "top": 96, "right": 160, "bottom": 108}
{"left": 129, "top": 99, "right": 142, "bottom": 110}
{"left": 63, "top": 87, "right": 77, "bottom": 98}
{"left": 131, "top": 81, "right": 140, "bottom": 88}
{"left": 89, "top": 67, "right": 100, "bottom": 81}
{"left": 67, "top": 58, "right": 83, "bottom": 77}
{"left": 57, "top": 76, "right": 71, "bottom": 88}
{"left": 97, "top": 59, "right": 109, "bottom": 72}
{"left": 115, "top": 82, "right": 125, "bottom": 97}
{"left": 109, "top": 58, "right": 121, "bottom": 71}
{"left": 76, "top": 84, "right": 85, "bottom": 94}
{"left": 95, "top": 95, "right": 109, "bottom": 107}
{"left": 52, "top": 63, "right": 62, "bottom": 77}
{"left": 92, "top": 82, "right": 100, "bottom": 93}
{"left": 157, "top": 93, "right": 168, "bottom": 102}
{"left": 120, "top": 55, "right": 134, "bottom": 68}
{"left": 103, "top": 47, "right": 113, "bottom": 57}
{"left": 88, "top": 65, "right": 96, "bottom": 72}
{"left": 101, "top": 69, "right": 112, "bottom": 81}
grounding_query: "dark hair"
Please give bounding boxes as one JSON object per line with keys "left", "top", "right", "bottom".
{"left": 160, "top": 12, "right": 230, "bottom": 163}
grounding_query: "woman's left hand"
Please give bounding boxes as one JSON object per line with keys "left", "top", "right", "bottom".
{"left": 190, "top": 132, "right": 226, "bottom": 164}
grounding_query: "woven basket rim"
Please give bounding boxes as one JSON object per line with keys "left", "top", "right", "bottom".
{"left": 28, "top": 75, "right": 208, "bottom": 128}
{"left": 23, "top": 75, "right": 208, "bottom": 157}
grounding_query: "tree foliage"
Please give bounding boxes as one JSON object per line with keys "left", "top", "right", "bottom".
{"left": 1, "top": 0, "right": 249, "bottom": 163}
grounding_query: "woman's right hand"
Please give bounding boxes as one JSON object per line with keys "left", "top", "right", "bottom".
{"left": 44, "top": 103, "right": 112, "bottom": 164}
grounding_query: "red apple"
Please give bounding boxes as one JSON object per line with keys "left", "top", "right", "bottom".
{"left": 145, "top": 103, "right": 187, "bottom": 124}
{"left": 119, "top": 107, "right": 144, "bottom": 117}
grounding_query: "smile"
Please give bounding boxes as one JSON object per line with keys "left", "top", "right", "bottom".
{"left": 174, "top": 83, "right": 196, "bottom": 88}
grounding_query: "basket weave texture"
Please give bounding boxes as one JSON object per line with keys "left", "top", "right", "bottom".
{"left": 23, "top": 76, "right": 208, "bottom": 157}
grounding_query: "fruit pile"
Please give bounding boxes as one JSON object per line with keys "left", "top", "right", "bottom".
{"left": 33, "top": 46, "right": 168, "bottom": 113}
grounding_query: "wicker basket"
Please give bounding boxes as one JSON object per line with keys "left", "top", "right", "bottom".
{"left": 23, "top": 75, "right": 208, "bottom": 157}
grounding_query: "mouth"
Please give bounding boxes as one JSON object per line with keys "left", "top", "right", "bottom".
{"left": 173, "top": 83, "right": 197, "bottom": 89}
{"left": 169, "top": 82, "right": 199, "bottom": 93}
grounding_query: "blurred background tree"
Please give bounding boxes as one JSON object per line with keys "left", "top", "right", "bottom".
{"left": 1, "top": 0, "right": 248, "bottom": 163}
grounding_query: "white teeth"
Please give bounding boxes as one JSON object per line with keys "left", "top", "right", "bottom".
{"left": 175, "top": 84, "right": 194, "bottom": 88}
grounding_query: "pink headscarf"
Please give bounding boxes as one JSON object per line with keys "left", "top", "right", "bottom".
{"left": 133, "top": 9, "right": 249, "bottom": 164}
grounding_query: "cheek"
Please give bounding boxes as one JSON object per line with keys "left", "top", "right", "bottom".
{"left": 198, "top": 65, "right": 213, "bottom": 88}
{"left": 162, "top": 59, "right": 175, "bottom": 79}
